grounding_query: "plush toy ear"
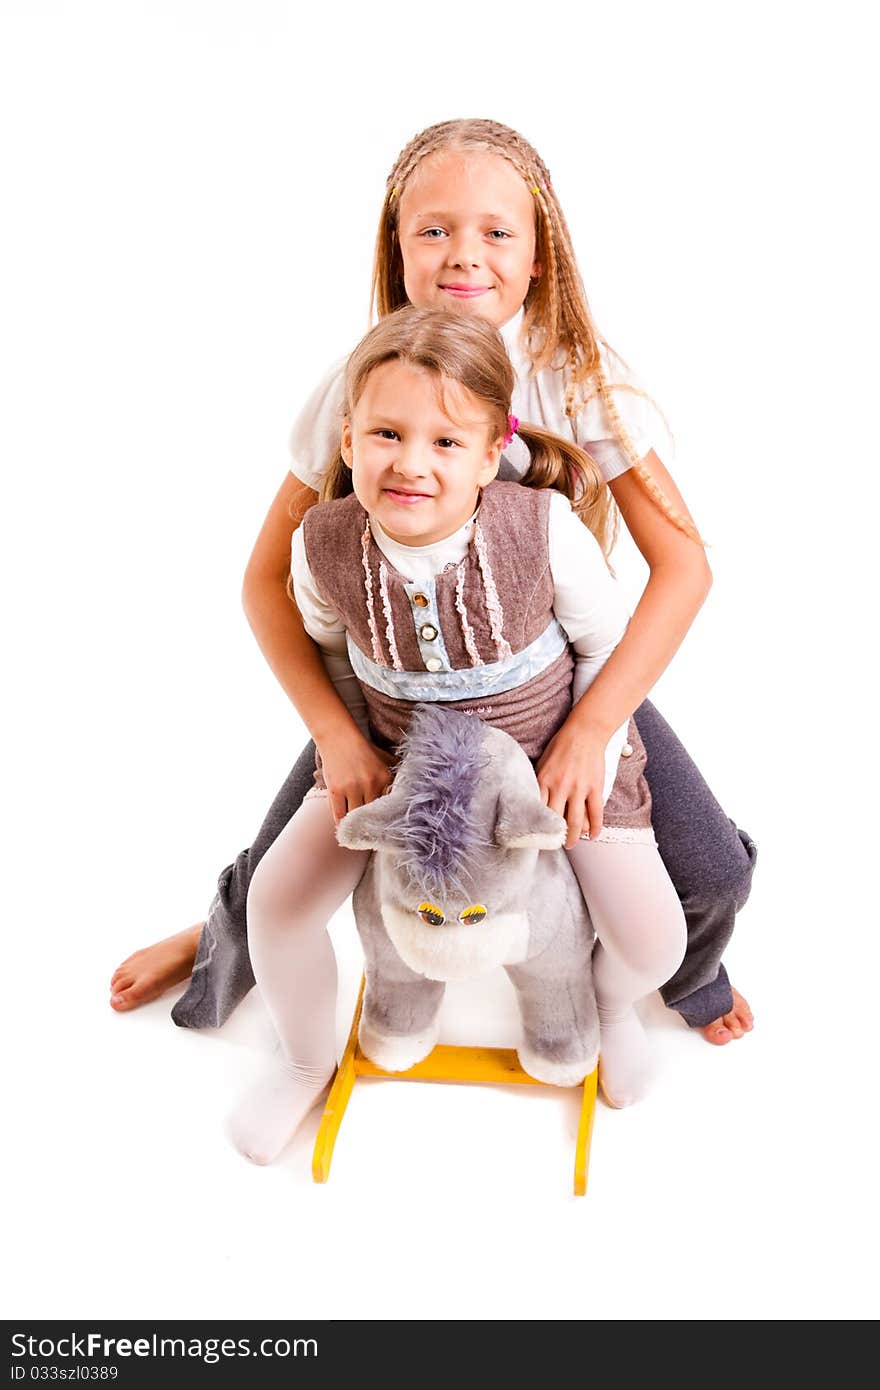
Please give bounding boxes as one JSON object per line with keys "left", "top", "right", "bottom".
{"left": 494, "top": 791, "right": 567, "bottom": 850}
{"left": 336, "top": 794, "right": 402, "bottom": 851}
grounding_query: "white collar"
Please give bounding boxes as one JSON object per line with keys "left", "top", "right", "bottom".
{"left": 499, "top": 307, "right": 526, "bottom": 359}
{"left": 370, "top": 507, "right": 478, "bottom": 557}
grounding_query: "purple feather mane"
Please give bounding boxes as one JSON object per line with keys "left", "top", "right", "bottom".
{"left": 389, "top": 704, "right": 491, "bottom": 902}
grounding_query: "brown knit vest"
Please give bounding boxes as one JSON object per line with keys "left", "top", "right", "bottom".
{"left": 302, "top": 481, "right": 574, "bottom": 759}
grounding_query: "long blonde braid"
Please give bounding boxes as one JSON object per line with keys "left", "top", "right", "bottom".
{"left": 372, "top": 118, "right": 704, "bottom": 547}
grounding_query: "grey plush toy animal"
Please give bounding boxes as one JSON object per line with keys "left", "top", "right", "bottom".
{"left": 336, "top": 704, "right": 598, "bottom": 1087}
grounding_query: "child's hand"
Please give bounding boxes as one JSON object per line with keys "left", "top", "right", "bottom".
{"left": 535, "top": 724, "right": 607, "bottom": 850}
{"left": 318, "top": 728, "right": 395, "bottom": 824}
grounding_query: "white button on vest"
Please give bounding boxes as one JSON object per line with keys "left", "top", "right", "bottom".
{"left": 419, "top": 623, "right": 438, "bottom": 642}
{"left": 425, "top": 657, "right": 443, "bottom": 673}
{"left": 621, "top": 742, "right": 633, "bottom": 758}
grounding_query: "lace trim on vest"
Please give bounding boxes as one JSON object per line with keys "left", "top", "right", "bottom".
{"left": 591, "top": 826, "right": 656, "bottom": 846}
{"left": 473, "top": 521, "right": 513, "bottom": 661}
{"left": 361, "top": 522, "right": 383, "bottom": 664}
{"left": 378, "top": 560, "right": 403, "bottom": 671}
{"left": 454, "top": 561, "right": 483, "bottom": 668}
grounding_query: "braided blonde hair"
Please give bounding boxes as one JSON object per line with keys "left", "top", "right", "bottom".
{"left": 321, "top": 306, "right": 614, "bottom": 558}
{"left": 371, "top": 117, "right": 702, "bottom": 547}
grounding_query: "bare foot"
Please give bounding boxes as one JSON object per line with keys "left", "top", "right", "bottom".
{"left": 109, "top": 924, "right": 202, "bottom": 1012}
{"left": 700, "top": 987, "right": 754, "bottom": 1045}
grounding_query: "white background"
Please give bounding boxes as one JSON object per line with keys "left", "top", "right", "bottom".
{"left": 2, "top": 0, "right": 878, "bottom": 1323}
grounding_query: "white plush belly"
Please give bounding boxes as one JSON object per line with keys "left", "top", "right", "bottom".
{"left": 382, "top": 904, "right": 530, "bottom": 981}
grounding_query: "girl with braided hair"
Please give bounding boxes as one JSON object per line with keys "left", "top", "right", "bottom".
{"left": 111, "top": 117, "right": 756, "bottom": 1062}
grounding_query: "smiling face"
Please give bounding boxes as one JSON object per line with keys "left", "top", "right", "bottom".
{"left": 341, "top": 358, "right": 503, "bottom": 547}
{"left": 396, "top": 149, "right": 540, "bottom": 329}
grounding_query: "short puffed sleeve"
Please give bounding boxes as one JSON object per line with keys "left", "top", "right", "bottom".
{"left": 287, "top": 357, "right": 347, "bottom": 491}
{"left": 575, "top": 343, "right": 672, "bottom": 483}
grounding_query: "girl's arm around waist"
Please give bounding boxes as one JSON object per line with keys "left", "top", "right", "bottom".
{"left": 289, "top": 524, "right": 370, "bottom": 739}
{"left": 285, "top": 500, "right": 393, "bottom": 817}
{"left": 569, "top": 449, "right": 712, "bottom": 744}
{"left": 538, "top": 493, "right": 631, "bottom": 845}
{"left": 537, "top": 454, "right": 710, "bottom": 846}
{"left": 241, "top": 470, "right": 375, "bottom": 752}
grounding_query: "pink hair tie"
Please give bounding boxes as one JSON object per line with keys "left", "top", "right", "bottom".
{"left": 503, "top": 414, "right": 519, "bottom": 447}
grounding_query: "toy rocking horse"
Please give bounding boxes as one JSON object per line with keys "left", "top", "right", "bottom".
{"left": 312, "top": 703, "right": 600, "bottom": 1194}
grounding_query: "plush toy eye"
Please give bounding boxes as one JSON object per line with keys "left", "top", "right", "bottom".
{"left": 417, "top": 902, "right": 445, "bottom": 926}
{"left": 458, "top": 904, "right": 487, "bottom": 926}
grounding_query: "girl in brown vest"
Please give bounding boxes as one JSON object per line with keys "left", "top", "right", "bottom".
{"left": 227, "top": 306, "right": 687, "bottom": 1165}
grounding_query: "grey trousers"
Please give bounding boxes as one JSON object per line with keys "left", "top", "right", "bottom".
{"left": 171, "top": 699, "right": 756, "bottom": 1031}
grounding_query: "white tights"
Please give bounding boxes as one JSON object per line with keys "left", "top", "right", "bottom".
{"left": 228, "top": 804, "right": 687, "bottom": 1163}
{"left": 567, "top": 838, "right": 687, "bottom": 1106}
{"left": 226, "top": 797, "right": 368, "bottom": 1164}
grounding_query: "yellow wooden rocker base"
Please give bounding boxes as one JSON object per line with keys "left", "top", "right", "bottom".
{"left": 312, "top": 977, "right": 598, "bottom": 1196}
